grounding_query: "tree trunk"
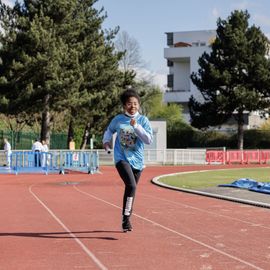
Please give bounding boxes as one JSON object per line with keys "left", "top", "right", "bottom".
{"left": 41, "top": 94, "right": 51, "bottom": 142}
{"left": 80, "top": 122, "right": 91, "bottom": 150}
{"left": 237, "top": 111, "right": 244, "bottom": 150}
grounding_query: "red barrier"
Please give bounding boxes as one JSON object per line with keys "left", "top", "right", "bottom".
{"left": 244, "top": 150, "right": 260, "bottom": 164}
{"left": 206, "top": 149, "right": 270, "bottom": 164}
{"left": 260, "top": 150, "right": 270, "bottom": 164}
{"left": 226, "top": 150, "right": 244, "bottom": 164}
{"left": 206, "top": 150, "right": 225, "bottom": 164}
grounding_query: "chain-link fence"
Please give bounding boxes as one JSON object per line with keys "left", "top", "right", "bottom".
{"left": 0, "top": 130, "right": 68, "bottom": 150}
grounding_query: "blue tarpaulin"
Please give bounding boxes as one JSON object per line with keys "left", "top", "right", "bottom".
{"left": 250, "top": 182, "right": 270, "bottom": 195}
{"left": 218, "top": 178, "right": 270, "bottom": 195}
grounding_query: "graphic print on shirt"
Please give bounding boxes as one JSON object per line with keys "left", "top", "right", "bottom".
{"left": 119, "top": 124, "right": 137, "bottom": 150}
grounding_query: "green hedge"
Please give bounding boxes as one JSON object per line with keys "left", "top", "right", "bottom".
{"left": 167, "top": 128, "right": 270, "bottom": 149}
{"left": 3, "top": 128, "right": 269, "bottom": 150}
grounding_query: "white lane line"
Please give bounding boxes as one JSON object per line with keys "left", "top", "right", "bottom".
{"left": 74, "top": 186, "right": 264, "bottom": 270}
{"left": 115, "top": 182, "right": 270, "bottom": 230}
{"left": 29, "top": 184, "right": 108, "bottom": 270}
{"left": 139, "top": 192, "right": 270, "bottom": 230}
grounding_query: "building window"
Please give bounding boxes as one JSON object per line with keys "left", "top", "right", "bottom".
{"left": 167, "top": 74, "right": 174, "bottom": 88}
{"left": 192, "top": 42, "right": 199, "bottom": 46}
{"left": 167, "top": 60, "right": 174, "bottom": 67}
{"left": 166, "top": 32, "right": 173, "bottom": 46}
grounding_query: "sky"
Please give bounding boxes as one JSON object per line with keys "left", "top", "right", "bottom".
{"left": 6, "top": 0, "right": 270, "bottom": 89}
{"left": 93, "top": 0, "right": 270, "bottom": 89}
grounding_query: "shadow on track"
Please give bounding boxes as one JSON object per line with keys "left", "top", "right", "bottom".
{"left": 0, "top": 230, "right": 122, "bottom": 240}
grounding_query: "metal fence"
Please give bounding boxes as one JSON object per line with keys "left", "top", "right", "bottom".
{"left": 5, "top": 148, "right": 270, "bottom": 170}
{"left": 5, "top": 150, "right": 99, "bottom": 174}
{"left": 54, "top": 151, "right": 99, "bottom": 174}
{"left": 0, "top": 148, "right": 207, "bottom": 167}
{"left": 11, "top": 151, "right": 53, "bottom": 174}
{"left": 58, "top": 148, "right": 207, "bottom": 166}
{"left": 0, "top": 130, "right": 68, "bottom": 150}
{"left": 143, "top": 149, "right": 207, "bottom": 165}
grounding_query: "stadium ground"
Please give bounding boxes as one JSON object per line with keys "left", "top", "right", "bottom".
{"left": 0, "top": 164, "right": 269, "bottom": 269}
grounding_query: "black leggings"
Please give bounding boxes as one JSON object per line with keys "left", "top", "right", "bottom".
{"left": 116, "top": 160, "right": 142, "bottom": 217}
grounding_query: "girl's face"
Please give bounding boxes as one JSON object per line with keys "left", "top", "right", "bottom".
{"left": 124, "top": 97, "right": 140, "bottom": 115}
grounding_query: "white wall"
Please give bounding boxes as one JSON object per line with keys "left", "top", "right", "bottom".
{"left": 173, "top": 61, "right": 190, "bottom": 91}
{"left": 146, "top": 120, "right": 167, "bottom": 149}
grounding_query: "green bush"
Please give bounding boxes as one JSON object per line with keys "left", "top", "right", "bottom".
{"left": 243, "top": 130, "right": 270, "bottom": 149}
{"left": 167, "top": 127, "right": 270, "bottom": 149}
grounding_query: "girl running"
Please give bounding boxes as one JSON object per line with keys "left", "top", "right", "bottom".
{"left": 103, "top": 89, "right": 153, "bottom": 232}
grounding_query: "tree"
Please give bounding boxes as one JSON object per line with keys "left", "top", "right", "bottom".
{"left": 115, "top": 30, "right": 144, "bottom": 72}
{"left": 0, "top": 0, "right": 82, "bottom": 141}
{"left": 135, "top": 80, "right": 186, "bottom": 127}
{"left": 0, "top": 0, "right": 127, "bottom": 147}
{"left": 189, "top": 10, "right": 270, "bottom": 149}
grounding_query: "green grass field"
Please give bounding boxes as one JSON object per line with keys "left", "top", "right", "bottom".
{"left": 159, "top": 167, "right": 270, "bottom": 189}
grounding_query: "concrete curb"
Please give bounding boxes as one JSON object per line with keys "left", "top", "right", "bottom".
{"left": 151, "top": 172, "right": 270, "bottom": 209}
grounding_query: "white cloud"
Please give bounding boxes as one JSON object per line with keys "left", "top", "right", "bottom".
{"left": 2, "top": 0, "right": 14, "bottom": 7}
{"left": 151, "top": 72, "right": 167, "bottom": 91}
{"left": 212, "top": 8, "right": 219, "bottom": 19}
{"left": 135, "top": 68, "right": 167, "bottom": 91}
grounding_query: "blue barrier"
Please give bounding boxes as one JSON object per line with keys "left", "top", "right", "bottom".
{"left": 57, "top": 151, "right": 99, "bottom": 174}
{"left": 8, "top": 151, "right": 99, "bottom": 175}
{"left": 11, "top": 151, "right": 53, "bottom": 175}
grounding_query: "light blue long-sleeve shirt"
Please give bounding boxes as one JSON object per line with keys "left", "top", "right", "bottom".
{"left": 103, "top": 113, "right": 153, "bottom": 170}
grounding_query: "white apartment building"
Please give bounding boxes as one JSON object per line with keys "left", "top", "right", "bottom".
{"left": 163, "top": 30, "right": 265, "bottom": 131}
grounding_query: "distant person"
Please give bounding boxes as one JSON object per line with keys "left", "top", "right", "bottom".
{"left": 3, "top": 138, "right": 12, "bottom": 168}
{"left": 41, "top": 139, "right": 49, "bottom": 167}
{"left": 32, "top": 138, "right": 43, "bottom": 167}
{"left": 69, "top": 138, "right": 75, "bottom": 150}
{"left": 42, "top": 139, "right": 49, "bottom": 153}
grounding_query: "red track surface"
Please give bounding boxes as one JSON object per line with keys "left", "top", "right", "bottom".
{"left": 1, "top": 165, "right": 270, "bottom": 270}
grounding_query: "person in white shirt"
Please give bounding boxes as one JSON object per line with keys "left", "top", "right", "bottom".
{"left": 41, "top": 139, "right": 49, "bottom": 167}
{"left": 32, "top": 138, "right": 43, "bottom": 166}
{"left": 3, "top": 138, "right": 12, "bottom": 168}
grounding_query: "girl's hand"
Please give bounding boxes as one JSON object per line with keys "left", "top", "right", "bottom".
{"left": 130, "top": 118, "right": 136, "bottom": 126}
{"left": 103, "top": 142, "right": 111, "bottom": 152}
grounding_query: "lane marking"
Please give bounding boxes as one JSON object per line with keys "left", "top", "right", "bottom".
{"left": 138, "top": 192, "right": 270, "bottom": 230}
{"left": 74, "top": 185, "right": 264, "bottom": 270}
{"left": 78, "top": 180, "right": 270, "bottom": 230}
{"left": 97, "top": 167, "right": 270, "bottom": 229}
{"left": 29, "top": 184, "right": 108, "bottom": 270}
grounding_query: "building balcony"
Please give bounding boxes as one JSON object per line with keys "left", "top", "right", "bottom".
{"left": 164, "top": 47, "right": 192, "bottom": 60}
{"left": 164, "top": 90, "right": 191, "bottom": 103}
{"left": 164, "top": 45, "right": 210, "bottom": 61}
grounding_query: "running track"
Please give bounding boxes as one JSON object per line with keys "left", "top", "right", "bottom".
{"left": 0, "top": 165, "right": 270, "bottom": 270}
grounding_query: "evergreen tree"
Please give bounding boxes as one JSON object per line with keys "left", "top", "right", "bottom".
{"left": 0, "top": 0, "right": 72, "bottom": 140}
{"left": 189, "top": 10, "right": 270, "bottom": 149}
{"left": 0, "top": 0, "right": 126, "bottom": 146}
